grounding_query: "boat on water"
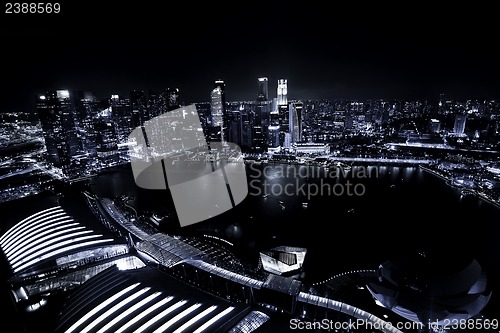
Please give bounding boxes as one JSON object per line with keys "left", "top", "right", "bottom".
{"left": 331, "top": 161, "right": 352, "bottom": 171}
{"left": 278, "top": 200, "right": 286, "bottom": 210}
{"left": 460, "top": 189, "right": 476, "bottom": 197}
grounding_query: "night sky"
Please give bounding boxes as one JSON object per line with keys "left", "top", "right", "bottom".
{"left": 1, "top": 3, "right": 499, "bottom": 113}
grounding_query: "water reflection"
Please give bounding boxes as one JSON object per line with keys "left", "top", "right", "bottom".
{"left": 87, "top": 164, "right": 500, "bottom": 284}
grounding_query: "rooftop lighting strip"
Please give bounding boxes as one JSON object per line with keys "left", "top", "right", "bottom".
{"left": 0, "top": 206, "right": 62, "bottom": 244}
{"left": 1, "top": 211, "right": 67, "bottom": 250}
{"left": 95, "top": 292, "right": 163, "bottom": 333}
{"left": 171, "top": 305, "right": 217, "bottom": 333}
{"left": 14, "top": 238, "right": 114, "bottom": 273}
{"left": 78, "top": 287, "right": 151, "bottom": 333}
{"left": 2, "top": 215, "right": 72, "bottom": 253}
{"left": 9, "top": 227, "right": 89, "bottom": 264}
{"left": 4, "top": 221, "right": 80, "bottom": 258}
{"left": 114, "top": 296, "right": 174, "bottom": 333}
{"left": 64, "top": 283, "right": 140, "bottom": 333}
{"left": 192, "top": 307, "right": 234, "bottom": 333}
{"left": 151, "top": 303, "right": 202, "bottom": 333}
{"left": 132, "top": 300, "right": 187, "bottom": 333}
{"left": 12, "top": 233, "right": 102, "bottom": 269}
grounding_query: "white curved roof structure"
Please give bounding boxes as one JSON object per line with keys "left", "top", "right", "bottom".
{"left": 0, "top": 206, "right": 115, "bottom": 273}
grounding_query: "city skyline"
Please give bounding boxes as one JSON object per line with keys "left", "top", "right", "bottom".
{"left": 2, "top": 3, "right": 500, "bottom": 113}
{"left": 1, "top": 4, "right": 500, "bottom": 333}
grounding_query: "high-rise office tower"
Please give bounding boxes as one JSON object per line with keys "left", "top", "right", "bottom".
{"left": 276, "top": 79, "right": 289, "bottom": 147}
{"left": 454, "top": 113, "right": 467, "bottom": 135}
{"left": 130, "top": 90, "right": 148, "bottom": 127}
{"left": 110, "top": 94, "right": 132, "bottom": 142}
{"left": 147, "top": 89, "right": 162, "bottom": 118}
{"left": 36, "top": 90, "right": 82, "bottom": 169}
{"left": 289, "top": 101, "right": 303, "bottom": 143}
{"left": 165, "top": 87, "right": 180, "bottom": 111}
{"left": 214, "top": 80, "right": 226, "bottom": 97}
{"left": 438, "top": 93, "right": 445, "bottom": 114}
{"left": 73, "top": 90, "right": 98, "bottom": 158}
{"left": 277, "top": 79, "right": 288, "bottom": 106}
{"left": 267, "top": 125, "right": 280, "bottom": 148}
{"left": 241, "top": 111, "right": 253, "bottom": 149}
{"left": 227, "top": 110, "right": 243, "bottom": 147}
{"left": 210, "top": 84, "right": 225, "bottom": 142}
{"left": 214, "top": 80, "right": 227, "bottom": 139}
{"left": 278, "top": 103, "right": 289, "bottom": 147}
{"left": 257, "top": 77, "right": 269, "bottom": 101}
{"left": 252, "top": 125, "right": 264, "bottom": 151}
{"left": 146, "top": 88, "right": 179, "bottom": 118}
{"left": 94, "top": 119, "right": 119, "bottom": 167}
{"left": 428, "top": 118, "right": 441, "bottom": 133}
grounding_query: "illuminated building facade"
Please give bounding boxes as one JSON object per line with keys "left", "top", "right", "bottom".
{"left": 257, "top": 77, "right": 269, "bottom": 101}
{"left": 73, "top": 90, "right": 98, "bottom": 158}
{"left": 110, "top": 94, "right": 133, "bottom": 143}
{"left": 36, "top": 90, "right": 83, "bottom": 170}
{"left": 210, "top": 80, "right": 227, "bottom": 142}
{"left": 276, "top": 79, "right": 290, "bottom": 147}
{"left": 267, "top": 125, "right": 280, "bottom": 148}
{"left": 94, "top": 120, "right": 119, "bottom": 167}
{"left": 129, "top": 90, "right": 148, "bottom": 127}
{"left": 289, "top": 101, "right": 303, "bottom": 143}
{"left": 454, "top": 113, "right": 467, "bottom": 135}
{"left": 277, "top": 78, "right": 287, "bottom": 106}
{"left": 227, "top": 110, "right": 242, "bottom": 146}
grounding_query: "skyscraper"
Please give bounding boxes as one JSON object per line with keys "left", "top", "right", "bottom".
{"left": 454, "top": 113, "right": 467, "bottom": 135}
{"left": 255, "top": 78, "right": 271, "bottom": 151}
{"left": 257, "top": 77, "right": 269, "bottom": 101}
{"left": 165, "top": 87, "right": 180, "bottom": 111}
{"left": 36, "top": 90, "right": 82, "bottom": 170}
{"left": 277, "top": 79, "right": 288, "bottom": 106}
{"left": 210, "top": 80, "right": 227, "bottom": 142}
{"left": 267, "top": 125, "right": 280, "bottom": 148}
{"left": 73, "top": 90, "right": 98, "bottom": 158}
{"left": 241, "top": 110, "right": 253, "bottom": 149}
{"left": 130, "top": 90, "right": 148, "bottom": 127}
{"left": 110, "top": 94, "right": 132, "bottom": 143}
{"left": 275, "top": 79, "right": 290, "bottom": 147}
{"left": 289, "top": 101, "right": 303, "bottom": 143}
{"left": 146, "top": 88, "right": 180, "bottom": 118}
{"left": 227, "top": 110, "right": 243, "bottom": 146}
{"left": 94, "top": 119, "right": 119, "bottom": 167}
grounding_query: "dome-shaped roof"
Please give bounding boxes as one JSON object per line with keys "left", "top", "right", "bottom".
{"left": 367, "top": 250, "right": 492, "bottom": 325}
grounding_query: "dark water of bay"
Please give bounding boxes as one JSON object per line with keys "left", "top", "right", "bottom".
{"left": 88, "top": 163, "right": 500, "bottom": 288}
